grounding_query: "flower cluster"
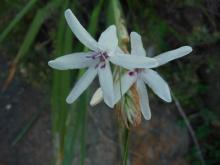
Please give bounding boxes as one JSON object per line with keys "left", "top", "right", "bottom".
{"left": 48, "top": 9, "right": 192, "bottom": 121}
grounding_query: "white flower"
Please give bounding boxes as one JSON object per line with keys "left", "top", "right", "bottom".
{"left": 48, "top": 9, "right": 158, "bottom": 108}
{"left": 91, "top": 32, "right": 192, "bottom": 118}
{"left": 115, "top": 32, "right": 192, "bottom": 119}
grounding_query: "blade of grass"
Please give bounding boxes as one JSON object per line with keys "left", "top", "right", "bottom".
{"left": 51, "top": 0, "right": 72, "bottom": 163}
{"left": 107, "top": 1, "right": 131, "bottom": 164}
{"left": 79, "top": 1, "right": 105, "bottom": 164}
{"left": 11, "top": 98, "right": 47, "bottom": 146}
{"left": 172, "top": 92, "right": 205, "bottom": 165}
{"left": 15, "top": 2, "right": 58, "bottom": 63}
{"left": 63, "top": 99, "right": 82, "bottom": 165}
{"left": 2, "top": 1, "right": 58, "bottom": 91}
{"left": 86, "top": 0, "right": 104, "bottom": 37}
{"left": 122, "top": 128, "right": 129, "bottom": 165}
{"left": 0, "top": 0, "right": 38, "bottom": 42}
{"left": 108, "top": 0, "right": 129, "bottom": 47}
{"left": 78, "top": 88, "right": 87, "bottom": 165}
{"left": 63, "top": 1, "right": 104, "bottom": 164}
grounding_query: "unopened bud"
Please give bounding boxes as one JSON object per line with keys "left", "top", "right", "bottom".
{"left": 116, "top": 84, "right": 141, "bottom": 128}
{"left": 90, "top": 88, "right": 103, "bottom": 106}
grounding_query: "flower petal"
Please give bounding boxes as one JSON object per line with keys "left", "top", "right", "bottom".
{"left": 141, "top": 69, "right": 171, "bottom": 102}
{"left": 66, "top": 67, "right": 97, "bottom": 104}
{"left": 65, "top": 9, "right": 98, "bottom": 51}
{"left": 116, "top": 47, "right": 124, "bottom": 54}
{"left": 130, "top": 32, "right": 146, "bottom": 56}
{"left": 98, "top": 25, "right": 118, "bottom": 54}
{"left": 97, "top": 62, "right": 115, "bottom": 108}
{"left": 110, "top": 53, "right": 158, "bottom": 69}
{"left": 154, "top": 46, "right": 193, "bottom": 66}
{"left": 114, "top": 71, "right": 137, "bottom": 104}
{"left": 48, "top": 52, "right": 96, "bottom": 70}
{"left": 90, "top": 87, "right": 103, "bottom": 106}
{"left": 136, "top": 79, "right": 151, "bottom": 120}
{"left": 90, "top": 70, "right": 137, "bottom": 106}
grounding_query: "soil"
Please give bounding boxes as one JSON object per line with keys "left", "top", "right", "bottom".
{"left": 0, "top": 56, "right": 52, "bottom": 165}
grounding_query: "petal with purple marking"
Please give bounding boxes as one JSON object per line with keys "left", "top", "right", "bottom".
{"left": 114, "top": 71, "right": 137, "bottom": 104}
{"left": 48, "top": 52, "right": 96, "bottom": 70}
{"left": 98, "top": 62, "right": 115, "bottom": 108}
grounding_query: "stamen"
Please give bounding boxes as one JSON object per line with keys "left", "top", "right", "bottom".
{"left": 90, "top": 51, "right": 109, "bottom": 69}
{"left": 100, "top": 63, "right": 106, "bottom": 69}
{"left": 87, "top": 51, "right": 109, "bottom": 62}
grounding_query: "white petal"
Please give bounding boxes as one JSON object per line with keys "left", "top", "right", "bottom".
{"left": 98, "top": 25, "right": 118, "bottom": 54}
{"left": 66, "top": 67, "right": 97, "bottom": 104}
{"left": 65, "top": 9, "right": 98, "bottom": 51}
{"left": 110, "top": 53, "right": 158, "bottom": 69}
{"left": 97, "top": 62, "right": 115, "bottom": 108}
{"left": 114, "top": 71, "right": 137, "bottom": 104}
{"left": 116, "top": 47, "right": 124, "bottom": 54}
{"left": 130, "top": 32, "right": 146, "bottom": 56}
{"left": 141, "top": 69, "right": 171, "bottom": 102}
{"left": 48, "top": 52, "right": 96, "bottom": 70}
{"left": 136, "top": 79, "right": 151, "bottom": 120}
{"left": 154, "top": 46, "right": 193, "bottom": 66}
{"left": 90, "top": 87, "right": 103, "bottom": 106}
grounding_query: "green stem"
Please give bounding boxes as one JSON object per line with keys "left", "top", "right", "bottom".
{"left": 122, "top": 128, "right": 129, "bottom": 165}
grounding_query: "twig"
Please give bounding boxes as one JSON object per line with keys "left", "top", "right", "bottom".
{"left": 171, "top": 91, "right": 205, "bottom": 165}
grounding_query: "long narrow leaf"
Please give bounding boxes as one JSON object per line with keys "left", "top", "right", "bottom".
{"left": 107, "top": 1, "right": 130, "bottom": 165}
{"left": 63, "top": 1, "right": 104, "bottom": 164}
{"left": 15, "top": 2, "right": 57, "bottom": 63}
{"left": 2, "top": 2, "right": 58, "bottom": 91}
{"left": 0, "top": 0, "right": 38, "bottom": 42}
{"left": 51, "top": 0, "right": 73, "bottom": 164}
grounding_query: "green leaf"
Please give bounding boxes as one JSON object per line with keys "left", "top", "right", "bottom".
{"left": 15, "top": 2, "right": 58, "bottom": 63}
{"left": 0, "top": 0, "right": 38, "bottom": 42}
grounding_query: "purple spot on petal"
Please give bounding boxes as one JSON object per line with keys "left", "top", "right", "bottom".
{"left": 128, "top": 71, "right": 135, "bottom": 76}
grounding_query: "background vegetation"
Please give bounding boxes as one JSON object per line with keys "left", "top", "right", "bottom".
{"left": 0, "top": 0, "right": 220, "bottom": 164}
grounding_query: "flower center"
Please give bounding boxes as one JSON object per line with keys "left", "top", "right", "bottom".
{"left": 87, "top": 51, "right": 109, "bottom": 61}
{"left": 87, "top": 51, "right": 109, "bottom": 69}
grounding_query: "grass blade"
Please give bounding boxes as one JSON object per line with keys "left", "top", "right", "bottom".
{"left": 0, "top": 0, "right": 38, "bottom": 42}
{"left": 107, "top": 1, "right": 131, "bottom": 164}
{"left": 2, "top": 2, "right": 57, "bottom": 91}
{"left": 122, "top": 129, "right": 130, "bottom": 165}
{"left": 51, "top": 0, "right": 74, "bottom": 164}
{"left": 63, "top": 1, "right": 104, "bottom": 164}
{"left": 11, "top": 101, "right": 46, "bottom": 146}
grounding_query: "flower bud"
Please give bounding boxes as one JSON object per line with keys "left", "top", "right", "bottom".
{"left": 116, "top": 84, "right": 141, "bottom": 128}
